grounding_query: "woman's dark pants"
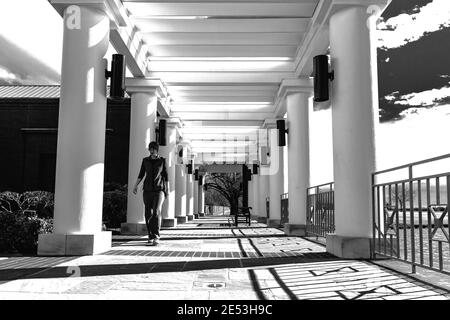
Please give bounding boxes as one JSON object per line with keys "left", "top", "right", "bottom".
{"left": 143, "top": 191, "right": 165, "bottom": 240}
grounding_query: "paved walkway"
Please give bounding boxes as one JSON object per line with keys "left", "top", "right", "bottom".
{"left": 0, "top": 217, "right": 449, "bottom": 300}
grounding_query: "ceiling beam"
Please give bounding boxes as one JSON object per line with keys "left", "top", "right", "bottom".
{"left": 141, "top": 32, "right": 304, "bottom": 46}
{"left": 149, "top": 72, "right": 296, "bottom": 84}
{"left": 171, "top": 112, "right": 273, "bottom": 120}
{"left": 124, "top": 1, "right": 318, "bottom": 17}
{"left": 147, "top": 59, "right": 294, "bottom": 72}
{"left": 132, "top": 18, "right": 310, "bottom": 33}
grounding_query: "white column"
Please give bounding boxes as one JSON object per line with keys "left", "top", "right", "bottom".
{"left": 175, "top": 164, "right": 187, "bottom": 223}
{"left": 193, "top": 175, "right": 199, "bottom": 215}
{"left": 160, "top": 120, "right": 179, "bottom": 227}
{"left": 285, "top": 90, "right": 312, "bottom": 235}
{"left": 252, "top": 173, "right": 260, "bottom": 218}
{"left": 38, "top": 6, "right": 111, "bottom": 256}
{"left": 268, "top": 127, "right": 284, "bottom": 227}
{"left": 186, "top": 167, "right": 194, "bottom": 220}
{"left": 248, "top": 178, "right": 254, "bottom": 213}
{"left": 259, "top": 173, "right": 270, "bottom": 222}
{"left": 121, "top": 91, "right": 157, "bottom": 235}
{"left": 198, "top": 178, "right": 205, "bottom": 215}
{"left": 327, "top": 5, "right": 380, "bottom": 258}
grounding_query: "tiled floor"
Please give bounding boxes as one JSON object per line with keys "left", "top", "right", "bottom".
{"left": 0, "top": 216, "right": 448, "bottom": 300}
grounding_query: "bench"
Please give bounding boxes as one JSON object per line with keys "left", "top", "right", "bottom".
{"left": 233, "top": 206, "right": 252, "bottom": 227}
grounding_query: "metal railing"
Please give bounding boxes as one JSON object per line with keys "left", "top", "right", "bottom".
{"left": 306, "top": 182, "right": 335, "bottom": 238}
{"left": 280, "top": 193, "right": 289, "bottom": 226}
{"left": 205, "top": 205, "right": 230, "bottom": 215}
{"left": 372, "top": 153, "right": 450, "bottom": 275}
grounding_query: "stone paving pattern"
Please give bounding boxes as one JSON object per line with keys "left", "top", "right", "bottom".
{"left": 0, "top": 217, "right": 449, "bottom": 300}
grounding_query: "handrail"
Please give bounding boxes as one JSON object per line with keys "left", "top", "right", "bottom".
{"left": 371, "top": 153, "right": 450, "bottom": 276}
{"left": 373, "top": 153, "right": 450, "bottom": 176}
{"left": 307, "top": 182, "right": 334, "bottom": 191}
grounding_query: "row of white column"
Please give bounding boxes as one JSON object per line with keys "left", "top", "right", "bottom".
{"left": 248, "top": 5, "right": 380, "bottom": 258}
{"left": 37, "top": 6, "right": 207, "bottom": 255}
{"left": 123, "top": 100, "right": 207, "bottom": 232}
{"left": 38, "top": 4, "right": 380, "bottom": 259}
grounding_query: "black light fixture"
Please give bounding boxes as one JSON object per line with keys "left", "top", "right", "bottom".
{"left": 157, "top": 119, "right": 167, "bottom": 146}
{"left": 313, "top": 55, "right": 334, "bottom": 102}
{"left": 252, "top": 163, "right": 259, "bottom": 175}
{"left": 105, "top": 54, "right": 126, "bottom": 100}
{"left": 198, "top": 175, "right": 203, "bottom": 186}
{"left": 247, "top": 168, "right": 252, "bottom": 181}
{"left": 194, "top": 169, "right": 199, "bottom": 181}
{"left": 187, "top": 161, "right": 193, "bottom": 174}
{"left": 276, "top": 119, "right": 288, "bottom": 147}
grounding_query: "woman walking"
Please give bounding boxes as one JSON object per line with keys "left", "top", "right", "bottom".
{"left": 132, "top": 141, "right": 168, "bottom": 246}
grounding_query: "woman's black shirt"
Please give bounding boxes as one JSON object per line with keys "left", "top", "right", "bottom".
{"left": 137, "top": 156, "right": 168, "bottom": 194}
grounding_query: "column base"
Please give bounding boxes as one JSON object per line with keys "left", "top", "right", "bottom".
{"left": 162, "top": 218, "right": 177, "bottom": 227}
{"left": 176, "top": 216, "right": 188, "bottom": 224}
{"left": 120, "top": 223, "right": 148, "bottom": 235}
{"left": 37, "top": 232, "right": 111, "bottom": 256}
{"left": 326, "top": 234, "right": 371, "bottom": 259}
{"left": 268, "top": 219, "right": 281, "bottom": 228}
{"left": 187, "top": 215, "right": 194, "bottom": 221}
{"left": 284, "top": 224, "right": 306, "bottom": 236}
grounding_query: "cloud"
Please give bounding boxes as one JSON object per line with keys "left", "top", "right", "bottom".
{"left": 0, "top": 66, "right": 17, "bottom": 82}
{"left": 387, "top": 85, "right": 450, "bottom": 107}
{"left": 378, "top": 0, "right": 450, "bottom": 49}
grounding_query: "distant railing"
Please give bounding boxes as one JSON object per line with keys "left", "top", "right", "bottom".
{"left": 206, "top": 205, "right": 230, "bottom": 216}
{"left": 280, "top": 193, "right": 289, "bottom": 226}
{"left": 372, "top": 153, "right": 450, "bottom": 275}
{"left": 306, "top": 182, "right": 335, "bottom": 238}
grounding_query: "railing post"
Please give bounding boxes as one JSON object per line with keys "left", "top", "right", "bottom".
{"left": 371, "top": 172, "right": 376, "bottom": 259}
{"left": 409, "top": 165, "right": 416, "bottom": 274}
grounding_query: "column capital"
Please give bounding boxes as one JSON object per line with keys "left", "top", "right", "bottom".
{"left": 162, "top": 117, "right": 183, "bottom": 129}
{"left": 125, "top": 78, "right": 168, "bottom": 99}
{"left": 273, "top": 78, "right": 313, "bottom": 117}
{"left": 50, "top": 0, "right": 128, "bottom": 27}
{"left": 331, "top": 0, "right": 390, "bottom": 8}
{"left": 329, "top": 0, "right": 391, "bottom": 21}
{"left": 262, "top": 118, "right": 283, "bottom": 129}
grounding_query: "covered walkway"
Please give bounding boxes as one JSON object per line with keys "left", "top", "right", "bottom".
{"left": 8, "top": 0, "right": 447, "bottom": 301}
{"left": 1, "top": 217, "right": 448, "bottom": 300}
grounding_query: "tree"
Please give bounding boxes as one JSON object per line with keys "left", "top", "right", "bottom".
{"left": 388, "top": 184, "right": 417, "bottom": 210}
{"left": 204, "top": 172, "right": 243, "bottom": 215}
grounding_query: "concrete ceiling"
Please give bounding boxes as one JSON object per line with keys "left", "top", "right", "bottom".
{"left": 50, "top": 0, "right": 346, "bottom": 163}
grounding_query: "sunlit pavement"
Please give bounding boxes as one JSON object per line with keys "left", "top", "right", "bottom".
{"left": 0, "top": 217, "right": 448, "bottom": 300}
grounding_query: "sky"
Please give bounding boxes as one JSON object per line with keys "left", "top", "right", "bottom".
{"left": 0, "top": 0, "right": 449, "bottom": 185}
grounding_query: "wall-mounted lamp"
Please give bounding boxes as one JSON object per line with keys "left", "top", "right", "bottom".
{"left": 313, "top": 55, "right": 334, "bottom": 102}
{"left": 156, "top": 119, "right": 167, "bottom": 146}
{"left": 105, "top": 54, "right": 125, "bottom": 100}
{"left": 276, "top": 119, "right": 288, "bottom": 147}
{"left": 194, "top": 169, "right": 199, "bottom": 181}
{"left": 187, "top": 161, "right": 193, "bottom": 174}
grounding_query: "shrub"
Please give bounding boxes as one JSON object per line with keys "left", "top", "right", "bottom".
{"left": 104, "top": 182, "right": 127, "bottom": 192}
{"left": 102, "top": 187, "right": 127, "bottom": 229}
{"left": 0, "top": 210, "right": 53, "bottom": 254}
{"left": 0, "top": 184, "right": 127, "bottom": 253}
{"left": 0, "top": 191, "right": 54, "bottom": 219}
